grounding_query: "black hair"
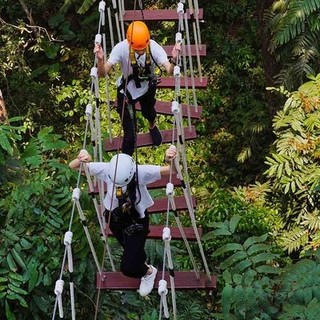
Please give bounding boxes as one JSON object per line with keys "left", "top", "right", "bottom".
{"left": 127, "top": 171, "right": 141, "bottom": 207}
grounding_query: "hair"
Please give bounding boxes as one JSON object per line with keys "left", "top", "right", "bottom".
{"left": 127, "top": 172, "right": 141, "bottom": 207}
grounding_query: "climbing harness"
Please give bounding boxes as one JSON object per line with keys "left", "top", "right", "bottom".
{"left": 129, "top": 45, "right": 152, "bottom": 87}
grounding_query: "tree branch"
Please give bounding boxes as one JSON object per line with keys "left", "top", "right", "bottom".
{"left": 0, "top": 90, "right": 9, "bottom": 123}
{"left": 18, "top": 0, "right": 40, "bottom": 37}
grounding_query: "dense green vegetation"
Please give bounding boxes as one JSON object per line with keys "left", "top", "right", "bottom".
{"left": 1, "top": 0, "right": 320, "bottom": 319}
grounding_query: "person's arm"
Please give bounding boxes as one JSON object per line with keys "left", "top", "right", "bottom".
{"left": 160, "top": 146, "right": 177, "bottom": 176}
{"left": 163, "top": 43, "right": 181, "bottom": 75}
{"left": 94, "top": 43, "right": 114, "bottom": 77}
{"left": 69, "top": 149, "right": 92, "bottom": 171}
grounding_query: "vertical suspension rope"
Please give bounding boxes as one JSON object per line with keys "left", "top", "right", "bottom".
{"left": 184, "top": 12, "right": 198, "bottom": 110}
{"left": 117, "top": 0, "right": 125, "bottom": 40}
{"left": 112, "top": 0, "right": 122, "bottom": 43}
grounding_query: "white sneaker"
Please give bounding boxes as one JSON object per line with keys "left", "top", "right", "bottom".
{"left": 139, "top": 265, "right": 158, "bottom": 297}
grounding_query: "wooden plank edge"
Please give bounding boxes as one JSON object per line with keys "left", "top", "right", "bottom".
{"left": 104, "top": 126, "right": 197, "bottom": 152}
{"left": 96, "top": 271, "right": 216, "bottom": 290}
{"left": 163, "top": 44, "right": 206, "bottom": 57}
{"left": 148, "top": 195, "right": 196, "bottom": 213}
{"left": 158, "top": 77, "right": 208, "bottom": 89}
{"left": 106, "top": 225, "right": 202, "bottom": 241}
{"left": 113, "top": 100, "right": 203, "bottom": 119}
{"left": 122, "top": 9, "right": 204, "bottom": 21}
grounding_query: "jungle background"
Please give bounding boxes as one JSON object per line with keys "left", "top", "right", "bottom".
{"left": 1, "top": 0, "right": 320, "bottom": 319}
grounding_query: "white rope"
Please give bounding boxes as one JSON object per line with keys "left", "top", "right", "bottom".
{"left": 193, "top": 0, "right": 203, "bottom": 49}
{"left": 54, "top": 279, "right": 64, "bottom": 318}
{"left": 70, "top": 282, "right": 76, "bottom": 320}
{"left": 158, "top": 279, "right": 170, "bottom": 319}
{"left": 171, "top": 158, "right": 211, "bottom": 280}
{"left": 177, "top": 1, "right": 184, "bottom": 32}
{"left": 63, "top": 231, "right": 76, "bottom": 320}
{"left": 90, "top": 67, "right": 100, "bottom": 99}
{"left": 101, "top": 47, "right": 113, "bottom": 146}
{"left": 83, "top": 163, "right": 116, "bottom": 271}
{"left": 72, "top": 187, "right": 102, "bottom": 273}
{"left": 173, "top": 65, "right": 181, "bottom": 100}
{"left": 192, "top": 14, "right": 203, "bottom": 82}
{"left": 180, "top": 39, "right": 193, "bottom": 129}
{"left": 52, "top": 114, "right": 93, "bottom": 320}
{"left": 107, "top": 7, "right": 115, "bottom": 48}
{"left": 97, "top": 3, "right": 113, "bottom": 143}
{"left": 166, "top": 181, "right": 200, "bottom": 279}
{"left": 171, "top": 102, "right": 194, "bottom": 225}
{"left": 117, "top": 0, "right": 125, "bottom": 41}
{"left": 171, "top": 103, "right": 211, "bottom": 279}
{"left": 175, "top": 1, "right": 193, "bottom": 126}
{"left": 112, "top": 0, "right": 122, "bottom": 43}
{"left": 184, "top": 12, "right": 198, "bottom": 109}
{"left": 187, "top": 0, "right": 194, "bottom": 14}
{"left": 161, "top": 225, "right": 177, "bottom": 320}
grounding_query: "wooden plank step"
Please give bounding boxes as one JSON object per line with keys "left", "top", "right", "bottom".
{"left": 164, "top": 44, "right": 207, "bottom": 57}
{"left": 158, "top": 76, "right": 207, "bottom": 89}
{"left": 114, "top": 100, "right": 202, "bottom": 119}
{"left": 106, "top": 225, "right": 201, "bottom": 241}
{"left": 148, "top": 175, "right": 182, "bottom": 189}
{"left": 97, "top": 271, "right": 216, "bottom": 290}
{"left": 137, "top": 101, "right": 202, "bottom": 119}
{"left": 122, "top": 9, "right": 203, "bottom": 21}
{"left": 149, "top": 195, "right": 196, "bottom": 214}
{"left": 104, "top": 126, "right": 197, "bottom": 152}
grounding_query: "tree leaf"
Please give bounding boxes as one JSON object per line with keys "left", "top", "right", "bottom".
{"left": 229, "top": 215, "right": 242, "bottom": 233}
{"left": 251, "top": 252, "right": 278, "bottom": 265}
{"left": 11, "top": 248, "right": 27, "bottom": 270}
{"left": 243, "top": 234, "right": 268, "bottom": 250}
{"left": 256, "top": 265, "right": 279, "bottom": 274}
{"left": 5, "top": 300, "right": 16, "bottom": 320}
{"left": 247, "top": 243, "right": 272, "bottom": 256}
{"left": 8, "top": 283, "right": 28, "bottom": 295}
{"left": 212, "top": 243, "right": 243, "bottom": 258}
{"left": 6, "top": 253, "right": 17, "bottom": 272}
{"left": 221, "top": 251, "right": 247, "bottom": 269}
{"left": 221, "top": 283, "right": 233, "bottom": 315}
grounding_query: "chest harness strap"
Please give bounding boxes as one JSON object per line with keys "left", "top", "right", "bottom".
{"left": 129, "top": 45, "right": 152, "bottom": 88}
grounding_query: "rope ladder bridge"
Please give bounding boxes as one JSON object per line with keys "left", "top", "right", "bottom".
{"left": 52, "top": 1, "right": 216, "bottom": 319}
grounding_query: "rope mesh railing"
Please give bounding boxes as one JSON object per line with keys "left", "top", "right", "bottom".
{"left": 52, "top": 0, "right": 210, "bottom": 318}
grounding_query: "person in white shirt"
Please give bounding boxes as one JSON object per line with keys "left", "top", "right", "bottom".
{"left": 69, "top": 146, "right": 177, "bottom": 296}
{"left": 94, "top": 20, "right": 180, "bottom": 156}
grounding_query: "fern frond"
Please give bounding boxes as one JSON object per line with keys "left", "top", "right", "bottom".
{"left": 268, "top": 0, "right": 320, "bottom": 50}
{"left": 301, "top": 210, "right": 320, "bottom": 231}
{"left": 281, "top": 227, "right": 309, "bottom": 253}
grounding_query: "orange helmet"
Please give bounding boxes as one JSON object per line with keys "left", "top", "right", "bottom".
{"left": 126, "top": 21, "right": 150, "bottom": 50}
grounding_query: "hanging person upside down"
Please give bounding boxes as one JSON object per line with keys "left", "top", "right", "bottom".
{"left": 69, "top": 146, "right": 177, "bottom": 296}
{"left": 94, "top": 20, "right": 180, "bottom": 156}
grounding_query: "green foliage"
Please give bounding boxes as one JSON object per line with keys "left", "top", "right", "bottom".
{"left": 198, "top": 0, "right": 272, "bottom": 186}
{"left": 0, "top": 127, "right": 74, "bottom": 319}
{"left": 208, "top": 215, "right": 320, "bottom": 320}
{"left": 0, "top": 117, "right": 24, "bottom": 186}
{"left": 276, "top": 254, "right": 320, "bottom": 320}
{"left": 266, "top": 0, "right": 320, "bottom": 90}
{"left": 265, "top": 76, "right": 320, "bottom": 254}
{"left": 207, "top": 215, "right": 280, "bottom": 320}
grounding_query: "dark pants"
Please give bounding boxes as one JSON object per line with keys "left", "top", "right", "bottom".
{"left": 107, "top": 211, "right": 150, "bottom": 278}
{"left": 117, "top": 86, "right": 157, "bottom": 156}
